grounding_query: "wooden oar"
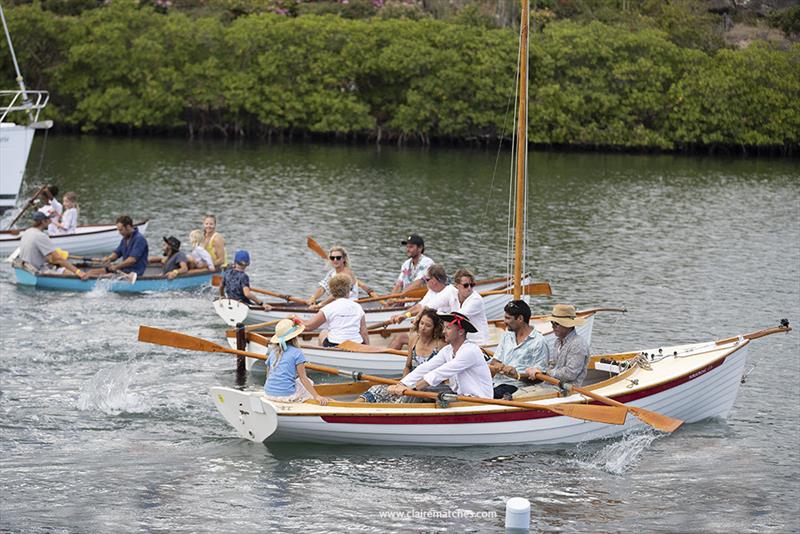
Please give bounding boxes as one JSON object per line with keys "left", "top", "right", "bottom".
{"left": 245, "top": 319, "right": 281, "bottom": 332}
{"left": 482, "top": 282, "right": 552, "bottom": 297}
{"left": 211, "top": 275, "right": 307, "bottom": 305}
{"left": 356, "top": 287, "right": 428, "bottom": 304}
{"left": 303, "top": 362, "right": 626, "bottom": 424}
{"left": 532, "top": 372, "right": 682, "bottom": 432}
{"left": 306, "top": 236, "right": 327, "bottom": 260}
{"left": 5, "top": 184, "right": 48, "bottom": 230}
{"left": 137, "top": 326, "right": 626, "bottom": 425}
{"left": 336, "top": 340, "right": 407, "bottom": 356}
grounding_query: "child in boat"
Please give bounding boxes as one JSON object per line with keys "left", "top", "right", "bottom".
{"left": 187, "top": 229, "right": 214, "bottom": 271}
{"left": 51, "top": 192, "right": 78, "bottom": 235}
{"left": 264, "top": 319, "right": 331, "bottom": 405}
{"left": 219, "top": 250, "right": 271, "bottom": 310}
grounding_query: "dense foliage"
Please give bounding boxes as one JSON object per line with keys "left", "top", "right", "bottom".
{"left": 2, "top": 2, "right": 798, "bottom": 153}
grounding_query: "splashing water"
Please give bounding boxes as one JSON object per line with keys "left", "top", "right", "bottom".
{"left": 77, "top": 363, "right": 148, "bottom": 414}
{"left": 570, "top": 430, "right": 662, "bottom": 475}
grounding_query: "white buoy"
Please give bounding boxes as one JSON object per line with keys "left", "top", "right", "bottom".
{"left": 505, "top": 497, "right": 531, "bottom": 532}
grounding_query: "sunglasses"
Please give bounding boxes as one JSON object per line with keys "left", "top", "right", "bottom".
{"left": 460, "top": 282, "right": 476, "bottom": 288}
{"left": 329, "top": 255, "right": 344, "bottom": 261}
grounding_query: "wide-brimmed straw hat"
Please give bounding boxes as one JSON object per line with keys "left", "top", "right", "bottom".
{"left": 544, "top": 304, "right": 585, "bottom": 327}
{"left": 438, "top": 311, "right": 478, "bottom": 333}
{"left": 269, "top": 319, "right": 305, "bottom": 348}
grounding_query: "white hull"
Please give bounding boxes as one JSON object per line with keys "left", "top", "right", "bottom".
{"left": 214, "top": 277, "right": 531, "bottom": 330}
{"left": 0, "top": 124, "right": 34, "bottom": 213}
{"left": 227, "top": 314, "right": 595, "bottom": 377}
{"left": 210, "top": 334, "right": 756, "bottom": 447}
{"left": 0, "top": 220, "right": 149, "bottom": 257}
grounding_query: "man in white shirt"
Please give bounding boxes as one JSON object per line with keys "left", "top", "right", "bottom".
{"left": 391, "top": 234, "right": 435, "bottom": 293}
{"left": 387, "top": 264, "right": 460, "bottom": 350}
{"left": 387, "top": 312, "right": 493, "bottom": 400}
{"left": 452, "top": 268, "right": 489, "bottom": 344}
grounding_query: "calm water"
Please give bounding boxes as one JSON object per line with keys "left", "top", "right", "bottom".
{"left": 1, "top": 136, "right": 798, "bottom": 532}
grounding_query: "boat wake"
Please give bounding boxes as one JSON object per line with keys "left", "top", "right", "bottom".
{"left": 76, "top": 363, "right": 148, "bottom": 414}
{"left": 86, "top": 278, "right": 115, "bottom": 297}
{"left": 571, "top": 430, "right": 662, "bottom": 475}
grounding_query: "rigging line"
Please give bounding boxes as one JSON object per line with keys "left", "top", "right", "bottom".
{"left": 480, "top": 63, "right": 518, "bottom": 227}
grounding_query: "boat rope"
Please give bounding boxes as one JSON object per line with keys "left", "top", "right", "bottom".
{"left": 0, "top": 4, "right": 33, "bottom": 116}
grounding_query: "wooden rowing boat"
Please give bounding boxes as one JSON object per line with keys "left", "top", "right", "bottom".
{"left": 0, "top": 219, "right": 150, "bottom": 257}
{"left": 209, "top": 324, "right": 791, "bottom": 446}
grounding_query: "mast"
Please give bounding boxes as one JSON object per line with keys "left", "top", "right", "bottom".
{"left": 0, "top": 5, "right": 31, "bottom": 106}
{"left": 512, "top": 0, "right": 529, "bottom": 300}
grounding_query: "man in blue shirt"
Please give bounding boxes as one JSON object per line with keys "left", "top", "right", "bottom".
{"left": 87, "top": 215, "right": 149, "bottom": 277}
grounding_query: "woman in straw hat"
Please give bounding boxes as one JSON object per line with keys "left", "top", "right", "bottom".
{"left": 515, "top": 304, "right": 590, "bottom": 399}
{"left": 263, "top": 319, "right": 331, "bottom": 405}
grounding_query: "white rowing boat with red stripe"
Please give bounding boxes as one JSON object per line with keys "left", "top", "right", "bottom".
{"left": 210, "top": 324, "right": 789, "bottom": 446}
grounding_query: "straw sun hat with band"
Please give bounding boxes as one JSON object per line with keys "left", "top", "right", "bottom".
{"left": 544, "top": 304, "right": 586, "bottom": 328}
{"left": 269, "top": 319, "right": 306, "bottom": 351}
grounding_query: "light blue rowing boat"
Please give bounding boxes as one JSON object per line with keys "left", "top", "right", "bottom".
{"left": 13, "top": 264, "right": 213, "bottom": 293}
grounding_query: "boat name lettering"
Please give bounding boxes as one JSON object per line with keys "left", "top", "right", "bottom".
{"left": 688, "top": 365, "right": 712, "bottom": 380}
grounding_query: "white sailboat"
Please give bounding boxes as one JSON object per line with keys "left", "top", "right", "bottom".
{"left": 0, "top": 5, "right": 52, "bottom": 216}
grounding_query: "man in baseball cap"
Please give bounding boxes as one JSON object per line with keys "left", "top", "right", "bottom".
{"left": 392, "top": 233, "right": 435, "bottom": 294}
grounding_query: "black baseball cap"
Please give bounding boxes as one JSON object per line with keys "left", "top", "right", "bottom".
{"left": 401, "top": 234, "right": 424, "bottom": 247}
{"left": 163, "top": 236, "right": 181, "bottom": 250}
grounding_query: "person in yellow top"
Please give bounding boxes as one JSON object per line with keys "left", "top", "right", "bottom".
{"left": 202, "top": 214, "right": 227, "bottom": 270}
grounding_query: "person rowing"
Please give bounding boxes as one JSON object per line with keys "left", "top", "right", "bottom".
{"left": 16, "top": 211, "right": 88, "bottom": 280}
{"left": 488, "top": 300, "right": 549, "bottom": 399}
{"left": 388, "top": 267, "right": 488, "bottom": 349}
{"left": 306, "top": 245, "right": 377, "bottom": 309}
{"left": 293, "top": 273, "right": 369, "bottom": 347}
{"left": 515, "top": 304, "right": 589, "bottom": 399}
{"left": 386, "top": 312, "right": 493, "bottom": 401}
{"left": 219, "top": 250, "right": 271, "bottom": 310}
{"left": 387, "top": 263, "right": 458, "bottom": 349}
{"left": 85, "top": 215, "right": 148, "bottom": 280}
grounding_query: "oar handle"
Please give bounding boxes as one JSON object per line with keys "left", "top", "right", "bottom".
{"left": 5, "top": 184, "right": 48, "bottom": 229}
{"left": 533, "top": 371, "right": 618, "bottom": 407}
{"left": 245, "top": 319, "right": 281, "bottom": 332}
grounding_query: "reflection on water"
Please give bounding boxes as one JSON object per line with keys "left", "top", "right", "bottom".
{"left": 0, "top": 136, "right": 798, "bottom": 532}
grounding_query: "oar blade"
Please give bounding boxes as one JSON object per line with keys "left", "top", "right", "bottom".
{"left": 549, "top": 403, "right": 628, "bottom": 425}
{"left": 336, "top": 340, "right": 407, "bottom": 356}
{"left": 138, "top": 325, "right": 226, "bottom": 354}
{"left": 522, "top": 282, "right": 552, "bottom": 296}
{"left": 630, "top": 407, "right": 683, "bottom": 432}
{"left": 214, "top": 298, "right": 249, "bottom": 326}
{"left": 307, "top": 236, "right": 327, "bottom": 260}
